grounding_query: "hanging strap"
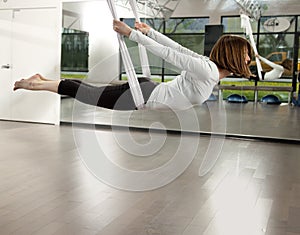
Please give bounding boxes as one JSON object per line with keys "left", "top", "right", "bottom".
{"left": 128, "top": 0, "right": 151, "bottom": 78}
{"left": 240, "top": 14, "right": 263, "bottom": 80}
{"left": 107, "top": 0, "right": 145, "bottom": 109}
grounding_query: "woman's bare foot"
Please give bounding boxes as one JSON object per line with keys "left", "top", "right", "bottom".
{"left": 37, "top": 73, "right": 51, "bottom": 81}
{"left": 14, "top": 74, "right": 45, "bottom": 91}
{"left": 13, "top": 74, "right": 60, "bottom": 93}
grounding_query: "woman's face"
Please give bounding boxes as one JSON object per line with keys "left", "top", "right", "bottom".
{"left": 244, "top": 48, "right": 251, "bottom": 65}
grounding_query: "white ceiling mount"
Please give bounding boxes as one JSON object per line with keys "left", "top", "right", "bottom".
{"left": 235, "top": 0, "right": 262, "bottom": 20}
{"left": 115, "top": 0, "right": 181, "bottom": 19}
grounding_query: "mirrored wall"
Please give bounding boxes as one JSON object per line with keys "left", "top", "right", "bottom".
{"left": 60, "top": 1, "right": 300, "bottom": 141}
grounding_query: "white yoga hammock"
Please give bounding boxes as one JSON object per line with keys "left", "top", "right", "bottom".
{"left": 128, "top": 0, "right": 151, "bottom": 79}
{"left": 106, "top": 0, "right": 151, "bottom": 109}
{"left": 240, "top": 14, "right": 263, "bottom": 79}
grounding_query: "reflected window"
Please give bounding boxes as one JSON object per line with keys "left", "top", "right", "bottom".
{"left": 220, "top": 15, "right": 298, "bottom": 103}
{"left": 222, "top": 16, "right": 258, "bottom": 33}
{"left": 260, "top": 16, "right": 296, "bottom": 33}
{"left": 268, "top": 53, "right": 282, "bottom": 62}
{"left": 61, "top": 28, "right": 89, "bottom": 72}
{"left": 165, "top": 18, "right": 208, "bottom": 33}
{"left": 122, "top": 17, "right": 208, "bottom": 82}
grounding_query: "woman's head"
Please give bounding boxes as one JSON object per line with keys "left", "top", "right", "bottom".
{"left": 210, "top": 35, "right": 253, "bottom": 78}
{"left": 281, "top": 59, "right": 292, "bottom": 71}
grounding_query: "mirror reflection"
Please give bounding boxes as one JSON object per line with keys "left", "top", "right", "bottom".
{"left": 61, "top": 0, "right": 300, "bottom": 141}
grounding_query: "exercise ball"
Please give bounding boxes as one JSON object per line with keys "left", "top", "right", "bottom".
{"left": 206, "top": 93, "right": 217, "bottom": 101}
{"left": 227, "top": 94, "right": 248, "bottom": 103}
{"left": 260, "top": 94, "right": 281, "bottom": 105}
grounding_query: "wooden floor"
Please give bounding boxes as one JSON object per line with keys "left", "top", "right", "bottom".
{"left": 1, "top": 120, "right": 300, "bottom": 235}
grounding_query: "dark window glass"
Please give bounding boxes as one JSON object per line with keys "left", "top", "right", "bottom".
{"left": 61, "top": 28, "right": 89, "bottom": 72}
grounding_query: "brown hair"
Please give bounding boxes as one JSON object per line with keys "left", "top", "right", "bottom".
{"left": 281, "top": 58, "right": 292, "bottom": 71}
{"left": 210, "top": 35, "right": 253, "bottom": 78}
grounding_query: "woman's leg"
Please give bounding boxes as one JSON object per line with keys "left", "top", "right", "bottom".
{"left": 58, "top": 77, "right": 157, "bottom": 110}
{"left": 58, "top": 79, "right": 136, "bottom": 110}
{"left": 14, "top": 74, "right": 158, "bottom": 110}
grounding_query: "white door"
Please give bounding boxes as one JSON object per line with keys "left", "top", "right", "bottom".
{"left": 0, "top": 5, "right": 61, "bottom": 125}
{"left": 0, "top": 10, "right": 13, "bottom": 120}
{"left": 11, "top": 8, "right": 61, "bottom": 124}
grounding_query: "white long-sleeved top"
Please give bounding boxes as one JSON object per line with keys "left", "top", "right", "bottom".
{"left": 129, "top": 29, "right": 219, "bottom": 110}
{"left": 257, "top": 55, "right": 284, "bottom": 81}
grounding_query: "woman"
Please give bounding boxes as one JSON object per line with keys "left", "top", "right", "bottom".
{"left": 14, "top": 20, "right": 253, "bottom": 110}
{"left": 256, "top": 54, "right": 292, "bottom": 81}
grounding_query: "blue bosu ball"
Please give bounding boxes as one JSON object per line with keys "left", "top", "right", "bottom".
{"left": 227, "top": 94, "right": 248, "bottom": 103}
{"left": 260, "top": 94, "right": 281, "bottom": 105}
{"left": 206, "top": 93, "right": 217, "bottom": 101}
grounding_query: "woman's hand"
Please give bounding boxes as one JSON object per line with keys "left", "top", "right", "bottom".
{"left": 113, "top": 20, "right": 132, "bottom": 37}
{"left": 135, "top": 22, "right": 151, "bottom": 34}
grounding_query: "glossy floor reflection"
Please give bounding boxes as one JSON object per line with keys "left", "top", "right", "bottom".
{"left": 1, "top": 120, "right": 300, "bottom": 234}
{"left": 61, "top": 97, "right": 300, "bottom": 141}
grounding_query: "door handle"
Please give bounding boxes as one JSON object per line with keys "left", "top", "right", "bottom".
{"left": 1, "top": 64, "right": 11, "bottom": 69}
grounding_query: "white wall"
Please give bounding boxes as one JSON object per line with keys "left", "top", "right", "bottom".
{"left": 0, "top": 0, "right": 60, "bottom": 9}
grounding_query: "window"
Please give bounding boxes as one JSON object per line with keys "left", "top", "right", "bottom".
{"left": 222, "top": 16, "right": 258, "bottom": 33}
{"left": 260, "top": 16, "right": 296, "bottom": 33}
{"left": 122, "top": 17, "right": 209, "bottom": 82}
{"left": 221, "top": 15, "right": 299, "bottom": 102}
{"left": 61, "top": 28, "right": 89, "bottom": 72}
{"left": 268, "top": 53, "right": 283, "bottom": 62}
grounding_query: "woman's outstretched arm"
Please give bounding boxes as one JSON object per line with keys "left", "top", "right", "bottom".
{"left": 257, "top": 54, "right": 284, "bottom": 71}
{"left": 256, "top": 54, "right": 284, "bottom": 80}
{"left": 135, "top": 22, "right": 201, "bottom": 58}
{"left": 113, "top": 20, "right": 210, "bottom": 76}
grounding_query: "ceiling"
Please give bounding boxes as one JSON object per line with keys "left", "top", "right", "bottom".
{"left": 62, "top": 0, "right": 300, "bottom": 21}
{"left": 173, "top": 0, "right": 300, "bottom": 18}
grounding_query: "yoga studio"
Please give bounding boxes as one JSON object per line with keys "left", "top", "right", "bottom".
{"left": 1, "top": 0, "right": 300, "bottom": 234}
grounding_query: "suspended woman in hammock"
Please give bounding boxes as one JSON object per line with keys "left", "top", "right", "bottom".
{"left": 255, "top": 54, "right": 292, "bottom": 81}
{"left": 14, "top": 20, "right": 253, "bottom": 110}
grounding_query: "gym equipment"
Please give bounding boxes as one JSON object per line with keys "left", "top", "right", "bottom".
{"left": 292, "top": 76, "right": 300, "bottom": 106}
{"left": 205, "top": 93, "right": 217, "bottom": 102}
{"left": 241, "top": 14, "right": 263, "bottom": 80}
{"left": 107, "top": 0, "right": 147, "bottom": 109}
{"left": 227, "top": 94, "right": 248, "bottom": 103}
{"left": 260, "top": 94, "right": 281, "bottom": 105}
